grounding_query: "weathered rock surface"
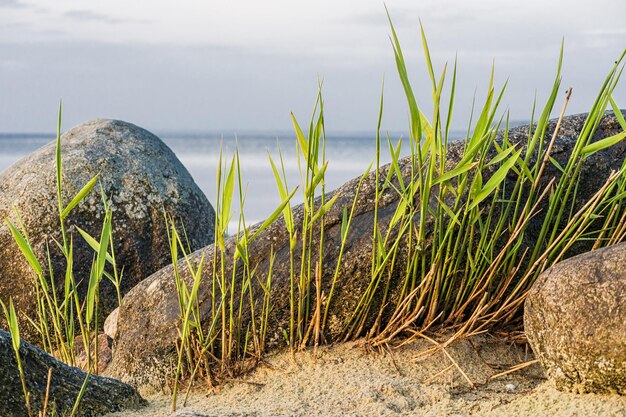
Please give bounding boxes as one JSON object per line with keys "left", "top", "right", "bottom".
{"left": 525, "top": 242, "right": 626, "bottom": 394}
{"left": 73, "top": 333, "right": 113, "bottom": 374}
{"left": 0, "top": 329, "right": 145, "bottom": 416}
{"left": 0, "top": 119, "right": 215, "bottom": 341}
{"left": 107, "top": 112, "right": 626, "bottom": 390}
{"left": 104, "top": 307, "right": 119, "bottom": 340}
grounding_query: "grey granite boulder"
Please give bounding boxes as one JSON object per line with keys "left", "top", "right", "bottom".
{"left": 525, "top": 242, "right": 626, "bottom": 394}
{"left": 0, "top": 119, "right": 215, "bottom": 341}
{"left": 0, "top": 329, "right": 145, "bottom": 416}
{"left": 107, "top": 112, "right": 626, "bottom": 390}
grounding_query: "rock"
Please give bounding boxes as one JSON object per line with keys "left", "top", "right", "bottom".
{"left": 0, "top": 328, "right": 146, "bottom": 416}
{"left": 0, "top": 119, "right": 215, "bottom": 341}
{"left": 107, "top": 112, "right": 626, "bottom": 390}
{"left": 104, "top": 307, "right": 119, "bottom": 340}
{"left": 73, "top": 333, "right": 113, "bottom": 374}
{"left": 524, "top": 242, "right": 626, "bottom": 394}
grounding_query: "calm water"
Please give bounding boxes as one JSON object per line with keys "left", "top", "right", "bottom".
{"left": 0, "top": 131, "right": 464, "bottom": 230}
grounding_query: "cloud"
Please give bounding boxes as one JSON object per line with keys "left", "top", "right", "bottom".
{"left": 580, "top": 28, "right": 626, "bottom": 49}
{"left": 583, "top": 29, "right": 626, "bottom": 37}
{"left": 0, "top": 0, "right": 27, "bottom": 8}
{"left": 64, "top": 9, "right": 127, "bottom": 24}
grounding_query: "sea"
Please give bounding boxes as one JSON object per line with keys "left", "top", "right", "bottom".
{"left": 0, "top": 130, "right": 466, "bottom": 231}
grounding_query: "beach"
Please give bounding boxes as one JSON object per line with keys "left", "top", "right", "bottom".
{"left": 105, "top": 335, "right": 626, "bottom": 417}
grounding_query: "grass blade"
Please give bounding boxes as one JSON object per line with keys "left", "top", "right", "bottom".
{"left": 61, "top": 175, "right": 99, "bottom": 219}
{"left": 581, "top": 131, "right": 626, "bottom": 156}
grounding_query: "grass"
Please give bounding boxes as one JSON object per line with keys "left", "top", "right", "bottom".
{"left": 2, "top": 11, "right": 625, "bottom": 416}
{"left": 2, "top": 103, "right": 119, "bottom": 416}
{"left": 167, "top": 16, "right": 625, "bottom": 411}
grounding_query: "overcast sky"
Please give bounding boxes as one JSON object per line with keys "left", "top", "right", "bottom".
{"left": 1, "top": 0, "right": 624, "bottom": 133}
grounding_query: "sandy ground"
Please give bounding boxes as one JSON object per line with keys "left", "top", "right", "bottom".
{"left": 105, "top": 334, "right": 626, "bottom": 417}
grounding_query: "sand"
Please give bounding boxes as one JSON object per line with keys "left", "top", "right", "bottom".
{"left": 105, "top": 334, "right": 626, "bottom": 417}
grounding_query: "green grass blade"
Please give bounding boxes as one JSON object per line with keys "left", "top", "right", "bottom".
{"left": 75, "top": 226, "right": 115, "bottom": 264}
{"left": 486, "top": 145, "right": 517, "bottom": 167}
{"left": 311, "top": 193, "right": 339, "bottom": 224}
{"left": 5, "top": 218, "right": 43, "bottom": 276}
{"left": 341, "top": 207, "right": 348, "bottom": 241}
{"left": 250, "top": 186, "right": 299, "bottom": 241}
{"left": 268, "top": 152, "right": 294, "bottom": 233}
{"left": 69, "top": 373, "right": 90, "bottom": 417}
{"left": 581, "top": 131, "right": 626, "bottom": 156}
{"left": 609, "top": 96, "right": 626, "bottom": 130}
{"left": 8, "top": 300, "right": 20, "bottom": 352}
{"left": 56, "top": 101, "right": 63, "bottom": 212}
{"left": 291, "top": 113, "right": 310, "bottom": 166}
{"left": 433, "top": 161, "right": 478, "bottom": 185}
{"left": 468, "top": 148, "right": 522, "bottom": 211}
{"left": 220, "top": 154, "right": 237, "bottom": 234}
{"left": 61, "top": 174, "right": 99, "bottom": 219}
{"left": 419, "top": 19, "right": 437, "bottom": 93}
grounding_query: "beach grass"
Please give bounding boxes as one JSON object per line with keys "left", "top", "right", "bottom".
{"left": 167, "top": 16, "right": 625, "bottom": 410}
{"left": 1, "top": 13, "right": 625, "bottom": 416}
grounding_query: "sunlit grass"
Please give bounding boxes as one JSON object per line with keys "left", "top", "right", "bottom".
{"left": 1, "top": 12, "right": 625, "bottom": 416}
{"left": 167, "top": 16, "right": 625, "bottom": 407}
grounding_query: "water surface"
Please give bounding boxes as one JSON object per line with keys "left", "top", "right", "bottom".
{"left": 0, "top": 130, "right": 465, "bottom": 231}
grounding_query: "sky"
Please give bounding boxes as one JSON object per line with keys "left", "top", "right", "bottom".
{"left": 0, "top": 0, "right": 625, "bottom": 134}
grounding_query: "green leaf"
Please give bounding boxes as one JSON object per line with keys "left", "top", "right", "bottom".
{"left": 419, "top": 20, "right": 437, "bottom": 94}
{"left": 8, "top": 300, "right": 19, "bottom": 353}
{"left": 1, "top": 299, "right": 20, "bottom": 353}
{"left": 61, "top": 174, "right": 99, "bottom": 219}
{"left": 436, "top": 196, "right": 461, "bottom": 227}
{"left": 76, "top": 226, "right": 114, "bottom": 264}
{"left": 268, "top": 152, "right": 294, "bottom": 234}
{"left": 69, "top": 373, "right": 91, "bottom": 417}
{"left": 386, "top": 8, "right": 431, "bottom": 143}
{"left": 468, "top": 148, "right": 522, "bottom": 211}
{"left": 549, "top": 157, "right": 565, "bottom": 174}
{"left": 487, "top": 145, "right": 517, "bottom": 167}
{"left": 311, "top": 193, "right": 340, "bottom": 224}
{"left": 250, "top": 186, "right": 299, "bottom": 241}
{"left": 610, "top": 96, "right": 626, "bottom": 131}
{"left": 581, "top": 131, "right": 626, "bottom": 156}
{"left": 86, "top": 210, "right": 112, "bottom": 324}
{"left": 433, "top": 161, "right": 478, "bottom": 185}
{"left": 469, "top": 170, "right": 483, "bottom": 201}
{"left": 341, "top": 207, "right": 348, "bottom": 242}
{"left": 306, "top": 160, "right": 329, "bottom": 196}
{"left": 56, "top": 102, "right": 63, "bottom": 212}
{"left": 5, "top": 218, "right": 43, "bottom": 276}
{"left": 234, "top": 241, "right": 249, "bottom": 264}
{"left": 387, "top": 137, "right": 405, "bottom": 191}
{"left": 291, "top": 113, "right": 310, "bottom": 167}
{"left": 220, "top": 154, "right": 237, "bottom": 234}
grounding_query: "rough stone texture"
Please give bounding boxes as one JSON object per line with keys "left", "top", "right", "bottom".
{"left": 104, "top": 307, "right": 119, "bottom": 340}
{"left": 107, "top": 112, "right": 626, "bottom": 390}
{"left": 0, "top": 329, "right": 145, "bottom": 417}
{"left": 0, "top": 119, "right": 215, "bottom": 341}
{"left": 525, "top": 242, "right": 626, "bottom": 394}
{"left": 73, "top": 333, "right": 113, "bottom": 374}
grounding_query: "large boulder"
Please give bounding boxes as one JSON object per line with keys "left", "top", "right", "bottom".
{"left": 525, "top": 242, "right": 626, "bottom": 394}
{"left": 107, "top": 112, "right": 626, "bottom": 390}
{"left": 0, "top": 119, "right": 215, "bottom": 341}
{"left": 0, "top": 329, "right": 145, "bottom": 416}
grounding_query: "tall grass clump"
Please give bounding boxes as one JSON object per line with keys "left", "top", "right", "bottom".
{"left": 363, "top": 17, "right": 626, "bottom": 345}
{"left": 169, "top": 12, "right": 625, "bottom": 403}
{"left": 170, "top": 143, "right": 299, "bottom": 410}
{"left": 3, "top": 103, "right": 123, "bottom": 375}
